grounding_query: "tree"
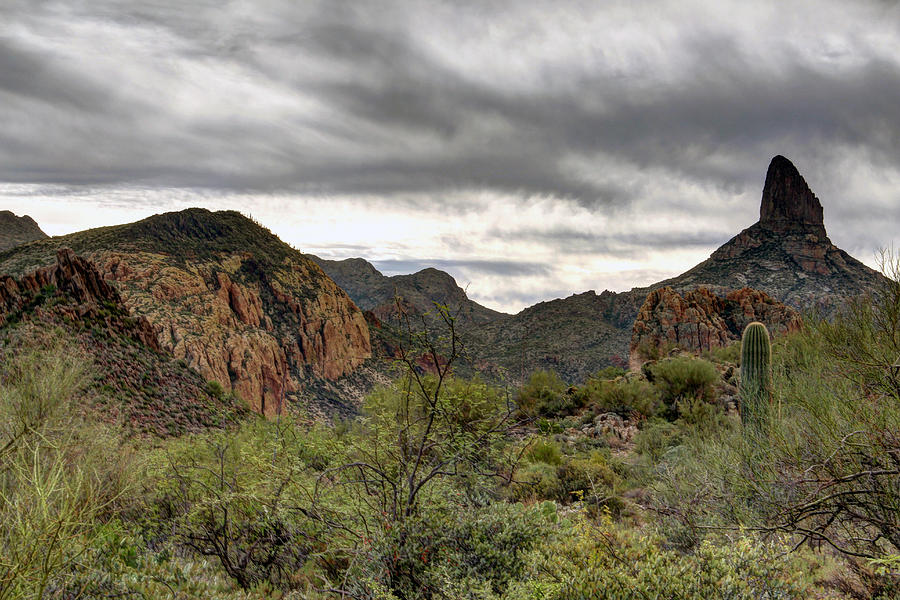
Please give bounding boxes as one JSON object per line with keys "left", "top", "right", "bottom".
{"left": 311, "top": 302, "right": 525, "bottom": 597}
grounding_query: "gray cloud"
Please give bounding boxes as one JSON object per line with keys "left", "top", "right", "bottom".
{"left": 373, "top": 259, "right": 550, "bottom": 278}
{"left": 3, "top": 0, "right": 898, "bottom": 201}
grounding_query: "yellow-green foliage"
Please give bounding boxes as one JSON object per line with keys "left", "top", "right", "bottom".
{"left": 515, "top": 370, "right": 570, "bottom": 417}
{"left": 513, "top": 447, "right": 621, "bottom": 515}
{"left": 578, "top": 376, "right": 660, "bottom": 418}
{"left": 508, "top": 517, "right": 826, "bottom": 600}
{"left": 0, "top": 343, "right": 136, "bottom": 600}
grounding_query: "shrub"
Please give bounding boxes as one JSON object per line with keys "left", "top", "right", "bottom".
{"left": 512, "top": 517, "right": 826, "bottom": 600}
{"left": 0, "top": 343, "right": 135, "bottom": 599}
{"left": 634, "top": 418, "right": 681, "bottom": 462}
{"left": 148, "top": 419, "right": 329, "bottom": 591}
{"left": 650, "top": 356, "right": 719, "bottom": 413}
{"left": 704, "top": 341, "right": 741, "bottom": 365}
{"left": 527, "top": 439, "right": 563, "bottom": 465}
{"left": 516, "top": 370, "right": 570, "bottom": 417}
{"left": 592, "top": 366, "right": 627, "bottom": 381}
{"left": 579, "top": 377, "right": 660, "bottom": 418}
{"left": 342, "top": 500, "right": 553, "bottom": 599}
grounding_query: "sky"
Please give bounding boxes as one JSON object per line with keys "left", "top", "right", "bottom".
{"left": 1, "top": 0, "right": 899, "bottom": 313}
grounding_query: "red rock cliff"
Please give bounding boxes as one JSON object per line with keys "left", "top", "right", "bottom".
{"left": 94, "top": 250, "right": 371, "bottom": 416}
{"left": 629, "top": 286, "right": 801, "bottom": 368}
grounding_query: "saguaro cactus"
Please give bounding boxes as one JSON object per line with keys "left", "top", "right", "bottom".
{"left": 740, "top": 322, "right": 772, "bottom": 427}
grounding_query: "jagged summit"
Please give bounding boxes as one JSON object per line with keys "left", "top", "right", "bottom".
{"left": 659, "top": 154, "right": 883, "bottom": 311}
{"left": 759, "top": 155, "right": 825, "bottom": 235}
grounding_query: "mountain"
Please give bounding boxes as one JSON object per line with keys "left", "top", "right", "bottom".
{"left": 650, "top": 155, "right": 884, "bottom": 311}
{"left": 0, "top": 209, "right": 372, "bottom": 418}
{"left": 0, "top": 210, "right": 48, "bottom": 251}
{"left": 312, "top": 155, "right": 885, "bottom": 384}
{"left": 0, "top": 248, "right": 248, "bottom": 436}
{"left": 310, "top": 256, "right": 503, "bottom": 325}
{"left": 509, "top": 155, "right": 884, "bottom": 380}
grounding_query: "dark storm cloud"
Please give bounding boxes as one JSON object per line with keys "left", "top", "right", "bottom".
{"left": 2, "top": 0, "right": 898, "bottom": 206}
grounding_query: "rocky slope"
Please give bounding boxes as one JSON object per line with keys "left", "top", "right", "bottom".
{"left": 0, "top": 248, "right": 247, "bottom": 436}
{"left": 0, "top": 209, "right": 372, "bottom": 417}
{"left": 629, "top": 286, "right": 802, "bottom": 368}
{"left": 0, "top": 210, "right": 48, "bottom": 251}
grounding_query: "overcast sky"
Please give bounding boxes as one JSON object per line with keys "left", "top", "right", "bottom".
{"left": 1, "top": 1, "right": 899, "bottom": 312}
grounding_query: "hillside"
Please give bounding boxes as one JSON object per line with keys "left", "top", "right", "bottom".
{"left": 0, "top": 209, "right": 373, "bottom": 418}
{"left": 0, "top": 210, "right": 48, "bottom": 251}
{"left": 0, "top": 248, "right": 247, "bottom": 435}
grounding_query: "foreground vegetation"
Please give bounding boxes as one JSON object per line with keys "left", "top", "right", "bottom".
{"left": 2, "top": 266, "right": 900, "bottom": 598}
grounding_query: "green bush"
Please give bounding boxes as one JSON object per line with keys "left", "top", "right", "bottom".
{"left": 511, "top": 517, "right": 827, "bottom": 600}
{"left": 650, "top": 356, "right": 719, "bottom": 412}
{"left": 147, "top": 419, "right": 332, "bottom": 591}
{"left": 341, "top": 500, "right": 553, "bottom": 599}
{"left": 516, "top": 370, "right": 570, "bottom": 418}
{"left": 634, "top": 418, "right": 681, "bottom": 461}
{"left": 0, "top": 343, "right": 136, "bottom": 599}
{"left": 527, "top": 439, "right": 563, "bottom": 465}
{"left": 579, "top": 377, "right": 660, "bottom": 418}
{"left": 513, "top": 451, "right": 620, "bottom": 512}
{"left": 704, "top": 341, "right": 741, "bottom": 365}
{"left": 592, "top": 366, "right": 627, "bottom": 381}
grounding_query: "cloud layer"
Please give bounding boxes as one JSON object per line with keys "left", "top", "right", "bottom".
{"left": 1, "top": 0, "right": 899, "bottom": 311}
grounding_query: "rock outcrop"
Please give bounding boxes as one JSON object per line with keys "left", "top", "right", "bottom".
{"left": 95, "top": 251, "right": 371, "bottom": 417}
{"left": 759, "top": 155, "right": 825, "bottom": 235}
{"left": 0, "top": 211, "right": 49, "bottom": 251}
{"left": 629, "top": 286, "right": 802, "bottom": 368}
{"left": 0, "top": 248, "right": 158, "bottom": 350}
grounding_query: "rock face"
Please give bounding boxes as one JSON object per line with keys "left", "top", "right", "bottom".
{"left": 759, "top": 155, "right": 825, "bottom": 235}
{"left": 0, "top": 248, "right": 158, "bottom": 350}
{"left": 0, "top": 211, "right": 48, "bottom": 251}
{"left": 629, "top": 286, "right": 802, "bottom": 368}
{"left": 0, "top": 210, "right": 373, "bottom": 417}
{"left": 0, "top": 248, "right": 246, "bottom": 436}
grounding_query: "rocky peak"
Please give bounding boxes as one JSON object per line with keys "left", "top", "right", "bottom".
{"left": 759, "top": 155, "right": 825, "bottom": 235}
{"left": 0, "top": 210, "right": 49, "bottom": 251}
{"left": 1, "top": 248, "right": 118, "bottom": 309}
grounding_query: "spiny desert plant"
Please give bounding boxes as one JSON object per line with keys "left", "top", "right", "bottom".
{"left": 739, "top": 322, "right": 772, "bottom": 427}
